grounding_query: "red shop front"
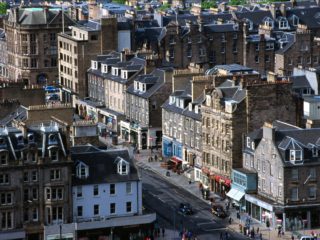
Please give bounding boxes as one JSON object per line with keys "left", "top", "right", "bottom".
{"left": 211, "top": 175, "right": 231, "bottom": 197}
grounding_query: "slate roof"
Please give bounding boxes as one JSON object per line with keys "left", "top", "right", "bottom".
{"left": 126, "top": 69, "right": 166, "bottom": 99}
{"left": 204, "top": 23, "right": 239, "bottom": 33}
{"left": 287, "top": 7, "right": 320, "bottom": 29}
{"left": 276, "top": 33, "right": 295, "bottom": 54}
{"left": 8, "top": 7, "right": 74, "bottom": 26}
{"left": 72, "top": 148, "right": 139, "bottom": 185}
{"left": 290, "top": 75, "right": 311, "bottom": 89}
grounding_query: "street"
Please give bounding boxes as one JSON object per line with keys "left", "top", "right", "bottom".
{"left": 139, "top": 166, "right": 249, "bottom": 240}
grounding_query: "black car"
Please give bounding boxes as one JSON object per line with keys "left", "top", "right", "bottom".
{"left": 211, "top": 204, "right": 227, "bottom": 218}
{"left": 179, "top": 203, "right": 193, "bottom": 215}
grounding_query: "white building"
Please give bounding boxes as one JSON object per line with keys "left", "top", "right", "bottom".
{"left": 44, "top": 146, "right": 155, "bottom": 240}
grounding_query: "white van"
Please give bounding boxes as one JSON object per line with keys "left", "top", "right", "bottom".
{"left": 300, "top": 236, "right": 315, "bottom": 240}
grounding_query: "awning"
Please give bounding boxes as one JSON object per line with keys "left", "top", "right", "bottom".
{"left": 170, "top": 156, "right": 182, "bottom": 164}
{"left": 226, "top": 188, "right": 245, "bottom": 202}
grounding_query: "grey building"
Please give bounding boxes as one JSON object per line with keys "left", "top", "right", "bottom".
{"left": 161, "top": 79, "right": 206, "bottom": 182}
{"left": 0, "top": 122, "right": 72, "bottom": 240}
{"left": 239, "top": 121, "right": 320, "bottom": 230}
{"left": 120, "top": 68, "right": 172, "bottom": 149}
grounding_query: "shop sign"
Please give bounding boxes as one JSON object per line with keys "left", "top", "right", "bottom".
{"left": 245, "top": 194, "right": 273, "bottom": 211}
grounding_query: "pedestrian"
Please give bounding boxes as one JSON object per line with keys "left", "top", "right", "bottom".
{"left": 291, "top": 235, "right": 294, "bottom": 240}
{"left": 278, "top": 228, "right": 281, "bottom": 237}
{"left": 154, "top": 154, "right": 158, "bottom": 161}
{"left": 257, "top": 227, "right": 259, "bottom": 234}
{"left": 162, "top": 228, "right": 165, "bottom": 237}
{"left": 220, "top": 232, "right": 223, "bottom": 240}
{"left": 260, "top": 233, "right": 263, "bottom": 240}
{"left": 225, "top": 232, "right": 229, "bottom": 240}
{"left": 157, "top": 228, "right": 160, "bottom": 237}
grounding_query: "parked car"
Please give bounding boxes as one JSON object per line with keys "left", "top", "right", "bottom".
{"left": 179, "top": 203, "right": 193, "bottom": 215}
{"left": 211, "top": 204, "right": 227, "bottom": 218}
{"left": 300, "top": 236, "right": 315, "bottom": 240}
{"left": 46, "top": 93, "right": 60, "bottom": 101}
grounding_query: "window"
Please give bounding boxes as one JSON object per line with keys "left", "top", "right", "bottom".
{"left": 29, "top": 153, "right": 36, "bottom": 163}
{"left": 126, "top": 182, "right": 132, "bottom": 194}
{"left": 57, "top": 188, "right": 63, "bottom": 200}
{"left": 310, "top": 168, "right": 316, "bottom": 180}
{"left": 255, "top": 44, "right": 259, "bottom": 51}
{"left": 0, "top": 192, "right": 12, "bottom": 205}
{"left": 46, "top": 188, "right": 51, "bottom": 200}
{"left": 77, "top": 186, "right": 82, "bottom": 198}
{"left": 110, "top": 184, "right": 115, "bottom": 195}
{"left": 118, "top": 161, "right": 129, "bottom": 175}
{"left": 110, "top": 203, "right": 116, "bottom": 214}
{"left": 31, "top": 171, "right": 38, "bottom": 181}
{"left": 290, "top": 187, "right": 298, "bottom": 201}
{"left": 0, "top": 153, "right": 7, "bottom": 165}
{"left": 50, "top": 150, "right": 58, "bottom": 161}
{"left": 262, "top": 161, "right": 266, "bottom": 173}
{"left": 30, "top": 34, "right": 36, "bottom": 42}
{"left": 76, "top": 163, "right": 88, "bottom": 179}
{"left": 1, "top": 211, "right": 13, "bottom": 229}
{"left": 308, "top": 186, "right": 316, "bottom": 200}
{"left": 32, "top": 188, "right": 38, "bottom": 200}
{"left": 291, "top": 169, "right": 299, "bottom": 180}
{"left": 94, "top": 204, "right": 99, "bottom": 215}
{"left": 312, "top": 147, "right": 318, "bottom": 157}
{"left": 278, "top": 186, "right": 282, "bottom": 197}
{"left": 77, "top": 206, "right": 83, "bottom": 217}
{"left": 126, "top": 202, "right": 132, "bottom": 212}
{"left": 32, "top": 208, "right": 38, "bottom": 221}
{"left": 290, "top": 150, "right": 303, "bottom": 161}
{"left": 93, "top": 185, "right": 99, "bottom": 196}
{"left": 50, "top": 169, "right": 60, "bottom": 181}
{"left": 24, "top": 189, "right": 29, "bottom": 201}
{"left": 49, "top": 33, "right": 56, "bottom": 41}
{"left": 90, "top": 35, "right": 98, "bottom": 41}
{"left": 0, "top": 173, "right": 9, "bottom": 184}
{"left": 265, "top": 55, "right": 270, "bottom": 62}
{"left": 255, "top": 56, "right": 259, "bottom": 63}
{"left": 52, "top": 206, "right": 63, "bottom": 222}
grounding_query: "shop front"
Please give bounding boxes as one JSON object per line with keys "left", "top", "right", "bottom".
{"left": 119, "top": 120, "right": 148, "bottom": 149}
{"left": 201, "top": 167, "right": 210, "bottom": 189}
{"left": 245, "top": 194, "right": 275, "bottom": 228}
{"left": 162, "top": 137, "right": 173, "bottom": 157}
{"left": 212, "top": 175, "right": 231, "bottom": 197}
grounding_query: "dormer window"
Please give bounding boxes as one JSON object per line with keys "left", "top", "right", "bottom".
{"left": 169, "top": 96, "right": 175, "bottom": 105}
{"left": 91, "top": 61, "right": 98, "bottom": 70}
{"left": 312, "top": 147, "right": 318, "bottom": 157}
{"left": 246, "top": 137, "right": 250, "bottom": 148}
{"left": 101, "top": 64, "right": 108, "bottom": 73}
{"left": 290, "top": 150, "right": 303, "bottom": 162}
{"left": 195, "top": 105, "right": 199, "bottom": 114}
{"left": 0, "top": 152, "right": 8, "bottom": 165}
{"left": 121, "top": 71, "right": 128, "bottom": 79}
{"left": 48, "top": 134, "right": 58, "bottom": 145}
{"left": 292, "top": 15, "right": 299, "bottom": 26}
{"left": 50, "top": 149, "right": 58, "bottom": 161}
{"left": 279, "top": 18, "right": 288, "bottom": 29}
{"left": 112, "top": 67, "right": 119, "bottom": 76}
{"left": 264, "top": 17, "right": 274, "bottom": 28}
{"left": 76, "top": 162, "right": 89, "bottom": 179}
{"left": 117, "top": 159, "right": 129, "bottom": 175}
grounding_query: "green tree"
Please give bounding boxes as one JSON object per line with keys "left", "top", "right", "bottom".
{"left": 201, "top": 0, "right": 217, "bottom": 9}
{"left": 112, "top": 0, "right": 126, "bottom": 4}
{"left": 0, "top": 3, "right": 8, "bottom": 15}
{"left": 158, "top": 3, "right": 171, "bottom": 11}
{"left": 229, "top": 0, "right": 246, "bottom": 5}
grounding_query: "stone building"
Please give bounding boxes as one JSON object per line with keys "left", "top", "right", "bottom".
{"left": 162, "top": 73, "right": 211, "bottom": 181}
{"left": 0, "top": 121, "right": 72, "bottom": 240}
{"left": 275, "top": 26, "right": 320, "bottom": 76}
{"left": 120, "top": 68, "right": 173, "bottom": 149}
{"left": 238, "top": 122, "right": 320, "bottom": 230}
{"left": 201, "top": 64, "right": 296, "bottom": 196}
{"left": 4, "top": 7, "right": 74, "bottom": 85}
{"left": 58, "top": 17, "right": 118, "bottom": 103}
{"left": 0, "top": 28, "right": 7, "bottom": 80}
{"left": 80, "top": 51, "right": 145, "bottom": 133}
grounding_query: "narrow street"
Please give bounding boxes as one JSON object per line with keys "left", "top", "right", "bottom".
{"left": 139, "top": 166, "right": 248, "bottom": 239}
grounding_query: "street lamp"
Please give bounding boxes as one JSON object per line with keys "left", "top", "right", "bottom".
{"left": 59, "top": 224, "right": 62, "bottom": 240}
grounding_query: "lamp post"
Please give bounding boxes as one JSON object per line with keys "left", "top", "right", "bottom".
{"left": 59, "top": 224, "right": 62, "bottom": 240}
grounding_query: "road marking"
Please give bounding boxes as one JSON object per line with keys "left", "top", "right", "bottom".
{"left": 197, "top": 221, "right": 216, "bottom": 226}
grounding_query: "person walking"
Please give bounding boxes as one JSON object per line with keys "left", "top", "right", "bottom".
{"left": 162, "top": 228, "right": 165, "bottom": 237}
{"left": 291, "top": 235, "right": 294, "bottom": 240}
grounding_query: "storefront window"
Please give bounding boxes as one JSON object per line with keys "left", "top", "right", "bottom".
{"left": 286, "top": 211, "right": 307, "bottom": 231}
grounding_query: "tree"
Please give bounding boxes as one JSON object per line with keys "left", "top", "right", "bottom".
{"left": 201, "top": 0, "right": 217, "bottom": 9}
{"left": 158, "top": 3, "right": 171, "bottom": 11}
{"left": 112, "top": 0, "right": 126, "bottom": 4}
{"left": 0, "top": 3, "right": 8, "bottom": 15}
{"left": 229, "top": 0, "right": 246, "bottom": 5}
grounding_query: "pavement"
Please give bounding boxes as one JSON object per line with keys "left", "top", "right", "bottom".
{"left": 99, "top": 136, "right": 317, "bottom": 240}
